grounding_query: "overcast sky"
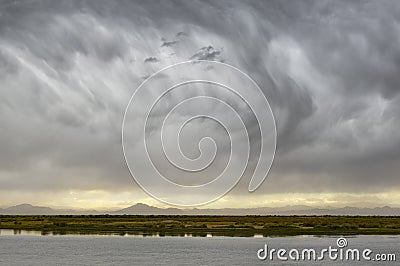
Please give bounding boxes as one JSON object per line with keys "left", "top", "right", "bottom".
{"left": 1, "top": 0, "right": 400, "bottom": 209}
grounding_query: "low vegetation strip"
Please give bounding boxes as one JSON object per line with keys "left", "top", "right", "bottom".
{"left": 1, "top": 215, "right": 400, "bottom": 237}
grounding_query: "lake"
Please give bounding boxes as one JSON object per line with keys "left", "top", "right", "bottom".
{"left": 0, "top": 230, "right": 398, "bottom": 265}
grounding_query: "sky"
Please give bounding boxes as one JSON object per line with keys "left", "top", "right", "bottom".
{"left": 0, "top": 0, "right": 400, "bottom": 209}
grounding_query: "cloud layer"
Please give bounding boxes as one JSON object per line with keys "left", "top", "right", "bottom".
{"left": 0, "top": 0, "right": 400, "bottom": 207}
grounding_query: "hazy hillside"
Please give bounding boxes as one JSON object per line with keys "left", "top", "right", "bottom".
{"left": 112, "top": 203, "right": 184, "bottom": 215}
{"left": 1, "top": 203, "right": 400, "bottom": 216}
{"left": 0, "top": 204, "right": 99, "bottom": 215}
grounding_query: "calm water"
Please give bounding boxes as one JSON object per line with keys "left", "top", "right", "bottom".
{"left": 0, "top": 230, "right": 398, "bottom": 265}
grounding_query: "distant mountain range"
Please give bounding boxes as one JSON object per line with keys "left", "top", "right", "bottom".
{"left": 0, "top": 204, "right": 100, "bottom": 215}
{"left": 1, "top": 203, "right": 400, "bottom": 216}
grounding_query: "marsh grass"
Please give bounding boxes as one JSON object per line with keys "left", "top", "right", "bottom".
{"left": 1, "top": 215, "right": 399, "bottom": 237}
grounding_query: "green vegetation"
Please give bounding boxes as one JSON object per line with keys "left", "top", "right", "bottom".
{"left": 1, "top": 215, "right": 400, "bottom": 237}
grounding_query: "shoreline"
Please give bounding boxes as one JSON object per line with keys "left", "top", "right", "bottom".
{"left": 1, "top": 215, "right": 400, "bottom": 237}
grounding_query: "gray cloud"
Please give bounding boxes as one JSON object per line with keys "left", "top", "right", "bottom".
{"left": 161, "top": 38, "right": 178, "bottom": 47}
{"left": 0, "top": 0, "right": 400, "bottom": 204}
{"left": 176, "top": 32, "right": 188, "bottom": 38}
{"left": 144, "top": 57, "right": 159, "bottom": 63}
{"left": 190, "top": 46, "right": 223, "bottom": 61}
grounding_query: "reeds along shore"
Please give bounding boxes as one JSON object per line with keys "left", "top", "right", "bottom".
{"left": 1, "top": 215, "right": 400, "bottom": 237}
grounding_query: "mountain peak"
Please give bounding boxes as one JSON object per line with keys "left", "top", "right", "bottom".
{"left": 133, "top": 203, "right": 150, "bottom": 207}
{"left": 15, "top": 203, "right": 34, "bottom": 208}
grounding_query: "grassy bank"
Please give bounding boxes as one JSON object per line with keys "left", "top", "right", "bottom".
{"left": 1, "top": 215, "right": 400, "bottom": 237}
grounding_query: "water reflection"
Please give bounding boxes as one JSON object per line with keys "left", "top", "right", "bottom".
{"left": 0, "top": 229, "right": 43, "bottom": 236}
{"left": 0, "top": 229, "right": 269, "bottom": 238}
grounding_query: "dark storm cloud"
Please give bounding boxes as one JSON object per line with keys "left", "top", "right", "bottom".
{"left": 190, "top": 46, "right": 224, "bottom": 62}
{"left": 160, "top": 38, "right": 178, "bottom": 47}
{"left": 0, "top": 0, "right": 400, "bottom": 198}
{"left": 144, "top": 57, "right": 159, "bottom": 63}
{"left": 176, "top": 32, "right": 188, "bottom": 38}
